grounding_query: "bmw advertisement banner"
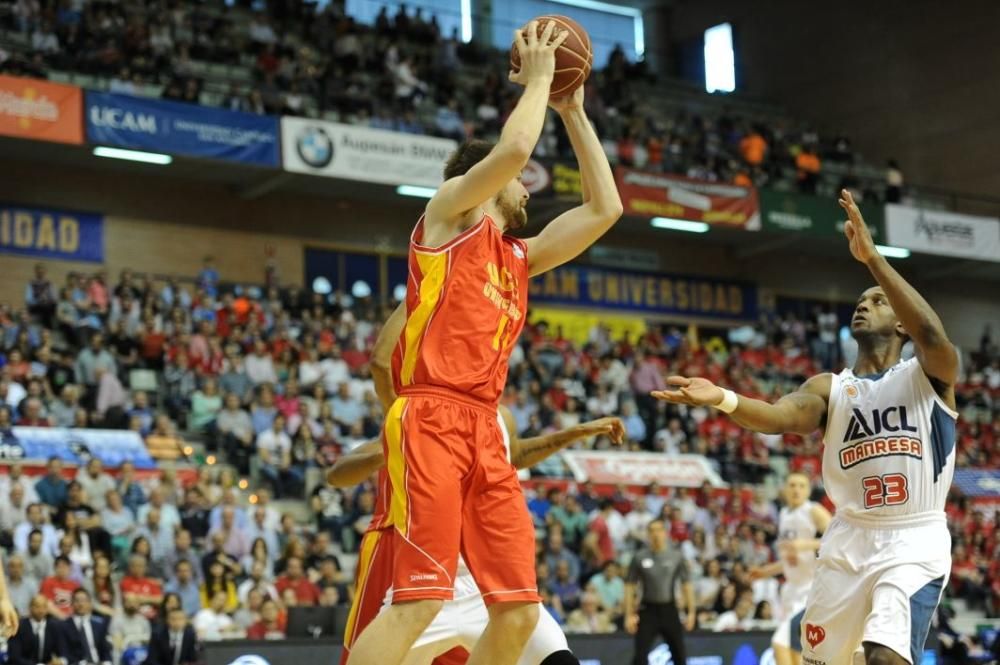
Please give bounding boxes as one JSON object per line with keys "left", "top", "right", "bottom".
{"left": 85, "top": 92, "right": 280, "bottom": 167}
{"left": 281, "top": 116, "right": 456, "bottom": 188}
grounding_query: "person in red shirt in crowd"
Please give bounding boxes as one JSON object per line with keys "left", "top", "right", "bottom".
{"left": 275, "top": 557, "right": 320, "bottom": 606}
{"left": 120, "top": 554, "right": 164, "bottom": 620}
{"left": 15, "top": 398, "right": 51, "bottom": 427}
{"left": 246, "top": 598, "right": 286, "bottom": 640}
{"left": 40, "top": 555, "right": 78, "bottom": 618}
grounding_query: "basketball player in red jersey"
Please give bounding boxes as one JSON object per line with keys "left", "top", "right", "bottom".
{"left": 345, "top": 20, "right": 622, "bottom": 665}
{"left": 340, "top": 304, "right": 622, "bottom": 665}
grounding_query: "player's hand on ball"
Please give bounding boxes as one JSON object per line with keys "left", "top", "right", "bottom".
{"left": 548, "top": 84, "right": 584, "bottom": 114}
{"left": 509, "top": 20, "right": 568, "bottom": 86}
{"left": 652, "top": 376, "right": 724, "bottom": 407}
{"left": 839, "top": 189, "right": 878, "bottom": 264}
{"left": 578, "top": 417, "right": 625, "bottom": 444}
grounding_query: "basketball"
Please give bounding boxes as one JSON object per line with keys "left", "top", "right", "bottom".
{"left": 510, "top": 15, "right": 593, "bottom": 98}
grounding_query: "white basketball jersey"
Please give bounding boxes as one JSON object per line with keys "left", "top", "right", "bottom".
{"left": 824, "top": 357, "right": 957, "bottom": 521}
{"left": 778, "top": 501, "right": 818, "bottom": 586}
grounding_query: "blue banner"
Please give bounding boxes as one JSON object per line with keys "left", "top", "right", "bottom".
{"left": 529, "top": 265, "right": 757, "bottom": 321}
{"left": 0, "top": 204, "right": 103, "bottom": 262}
{"left": 1, "top": 428, "right": 156, "bottom": 469}
{"left": 85, "top": 92, "right": 280, "bottom": 167}
{"left": 954, "top": 469, "right": 1000, "bottom": 498}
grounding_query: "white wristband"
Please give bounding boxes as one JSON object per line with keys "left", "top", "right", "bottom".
{"left": 715, "top": 388, "right": 739, "bottom": 414}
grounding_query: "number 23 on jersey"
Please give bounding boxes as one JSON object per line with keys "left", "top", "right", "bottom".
{"left": 862, "top": 473, "right": 909, "bottom": 509}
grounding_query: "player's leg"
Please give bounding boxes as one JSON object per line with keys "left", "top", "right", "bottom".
{"left": 773, "top": 608, "right": 804, "bottom": 665}
{"left": 799, "top": 566, "right": 867, "bottom": 665}
{"left": 340, "top": 529, "right": 393, "bottom": 665}
{"left": 346, "top": 397, "right": 468, "bottom": 665}
{"left": 861, "top": 576, "right": 945, "bottom": 665}
{"left": 462, "top": 413, "right": 541, "bottom": 665}
{"left": 516, "top": 604, "right": 575, "bottom": 665}
{"left": 466, "top": 601, "right": 540, "bottom": 665}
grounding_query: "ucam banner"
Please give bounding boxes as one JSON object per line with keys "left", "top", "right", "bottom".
{"left": 615, "top": 167, "right": 761, "bottom": 229}
{"left": 0, "top": 75, "right": 83, "bottom": 144}
{"left": 85, "top": 92, "right": 280, "bottom": 167}
{"left": 886, "top": 203, "right": 1000, "bottom": 262}
{"left": 281, "top": 116, "right": 456, "bottom": 187}
{"left": 561, "top": 451, "right": 727, "bottom": 488}
{"left": 530, "top": 264, "right": 757, "bottom": 321}
{"left": 1, "top": 203, "right": 103, "bottom": 262}
{"left": 1, "top": 427, "right": 156, "bottom": 469}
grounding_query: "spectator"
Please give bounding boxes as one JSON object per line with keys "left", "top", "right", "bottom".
{"left": 245, "top": 339, "right": 277, "bottom": 386}
{"left": 117, "top": 461, "right": 146, "bottom": 517}
{"left": 565, "top": 591, "right": 615, "bottom": 634}
{"left": 199, "top": 558, "right": 238, "bottom": 613}
{"left": 179, "top": 490, "right": 211, "bottom": 544}
{"left": 120, "top": 555, "right": 164, "bottom": 621}
{"left": 84, "top": 555, "right": 118, "bottom": 618}
{"left": 714, "top": 593, "right": 756, "bottom": 631}
{"left": 275, "top": 557, "right": 320, "bottom": 606}
{"left": 15, "top": 503, "right": 59, "bottom": 554}
{"left": 102, "top": 489, "right": 135, "bottom": 559}
{"left": 190, "top": 378, "right": 223, "bottom": 434}
{"left": 109, "top": 593, "right": 151, "bottom": 658}
{"left": 256, "top": 414, "right": 297, "bottom": 498}
{"left": 74, "top": 334, "right": 116, "bottom": 406}
{"left": 76, "top": 458, "right": 116, "bottom": 512}
{"left": 237, "top": 560, "right": 278, "bottom": 606}
{"left": 138, "top": 488, "right": 181, "bottom": 535}
{"left": 795, "top": 145, "right": 821, "bottom": 194}
{"left": 40, "top": 555, "right": 77, "bottom": 618}
{"left": 9, "top": 594, "right": 64, "bottom": 665}
{"left": 207, "top": 506, "right": 251, "bottom": 561}
{"left": 127, "top": 391, "right": 155, "bottom": 436}
{"left": 0, "top": 484, "right": 29, "bottom": 538}
{"left": 886, "top": 159, "right": 904, "bottom": 203}
{"left": 24, "top": 263, "right": 56, "bottom": 327}
{"left": 329, "top": 382, "right": 364, "bottom": 433}
{"left": 588, "top": 560, "right": 625, "bottom": 618}
{"left": 23, "top": 528, "right": 54, "bottom": 581}
{"left": 543, "top": 529, "right": 581, "bottom": 584}
{"left": 192, "top": 589, "right": 240, "bottom": 641}
{"left": 5, "top": 554, "right": 37, "bottom": 617}
{"left": 0, "top": 462, "right": 40, "bottom": 504}
{"left": 215, "top": 392, "right": 254, "bottom": 464}
{"left": 145, "top": 606, "right": 198, "bottom": 665}
{"left": 65, "top": 589, "right": 111, "bottom": 665}
{"left": 246, "top": 598, "right": 285, "bottom": 640}
{"left": 35, "top": 456, "right": 68, "bottom": 508}
{"left": 549, "top": 558, "right": 582, "bottom": 612}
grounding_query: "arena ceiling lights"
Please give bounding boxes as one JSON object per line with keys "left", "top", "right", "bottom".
{"left": 874, "top": 244, "right": 911, "bottom": 259}
{"left": 93, "top": 146, "right": 172, "bottom": 165}
{"left": 397, "top": 185, "right": 438, "bottom": 199}
{"left": 651, "top": 217, "right": 710, "bottom": 233}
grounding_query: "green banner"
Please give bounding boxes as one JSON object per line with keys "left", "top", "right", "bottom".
{"left": 759, "top": 188, "right": 886, "bottom": 239}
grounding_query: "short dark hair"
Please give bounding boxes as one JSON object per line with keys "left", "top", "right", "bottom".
{"left": 55, "top": 555, "right": 72, "bottom": 567}
{"left": 443, "top": 140, "right": 496, "bottom": 180}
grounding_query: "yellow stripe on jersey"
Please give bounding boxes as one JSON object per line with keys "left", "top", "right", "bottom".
{"left": 399, "top": 251, "right": 448, "bottom": 386}
{"left": 384, "top": 397, "right": 409, "bottom": 536}
{"left": 343, "top": 528, "right": 383, "bottom": 648}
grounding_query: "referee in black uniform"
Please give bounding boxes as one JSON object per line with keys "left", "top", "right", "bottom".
{"left": 625, "top": 519, "right": 696, "bottom": 665}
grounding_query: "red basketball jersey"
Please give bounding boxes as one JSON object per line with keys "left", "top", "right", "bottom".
{"left": 391, "top": 214, "right": 528, "bottom": 406}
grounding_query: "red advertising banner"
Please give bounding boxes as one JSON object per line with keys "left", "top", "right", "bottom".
{"left": 0, "top": 75, "right": 83, "bottom": 144}
{"left": 615, "top": 167, "right": 761, "bottom": 229}
{"left": 561, "top": 451, "right": 727, "bottom": 487}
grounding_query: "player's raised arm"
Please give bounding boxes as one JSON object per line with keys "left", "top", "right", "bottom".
{"left": 501, "top": 405, "right": 624, "bottom": 469}
{"left": 425, "top": 21, "right": 567, "bottom": 225}
{"left": 371, "top": 303, "right": 405, "bottom": 412}
{"left": 326, "top": 439, "right": 385, "bottom": 488}
{"left": 525, "top": 86, "right": 623, "bottom": 276}
{"left": 651, "top": 373, "right": 831, "bottom": 436}
{"left": 839, "top": 189, "right": 959, "bottom": 395}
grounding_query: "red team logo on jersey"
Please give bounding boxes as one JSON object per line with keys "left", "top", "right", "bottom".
{"left": 805, "top": 623, "right": 826, "bottom": 648}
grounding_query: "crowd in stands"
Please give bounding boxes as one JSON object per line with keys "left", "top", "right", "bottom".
{"left": 0, "top": 0, "right": 907, "bottom": 199}
{"left": 0, "top": 257, "right": 997, "bottom": 665}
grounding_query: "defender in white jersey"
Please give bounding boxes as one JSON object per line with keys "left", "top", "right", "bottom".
{"left": 652, "top": 190, "right": 960, "bottom": 665}
{"left": 751, "top": 473, "right": 831, "bottom": 665}
{"left": 329, "top": 406, "right": 625, "bottom": 665}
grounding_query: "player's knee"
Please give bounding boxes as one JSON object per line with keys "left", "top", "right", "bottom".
{"left": 865, "top": 645, "right": 906, "bottom": 665}
{"left": 392, "top": 599, "right": 444, "bottom": 630}
{"left": 539, "top": 650, "right": 579, "bottom": 665}
{"left": 488, "top": 602, "right": 540, "bottom": 639}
